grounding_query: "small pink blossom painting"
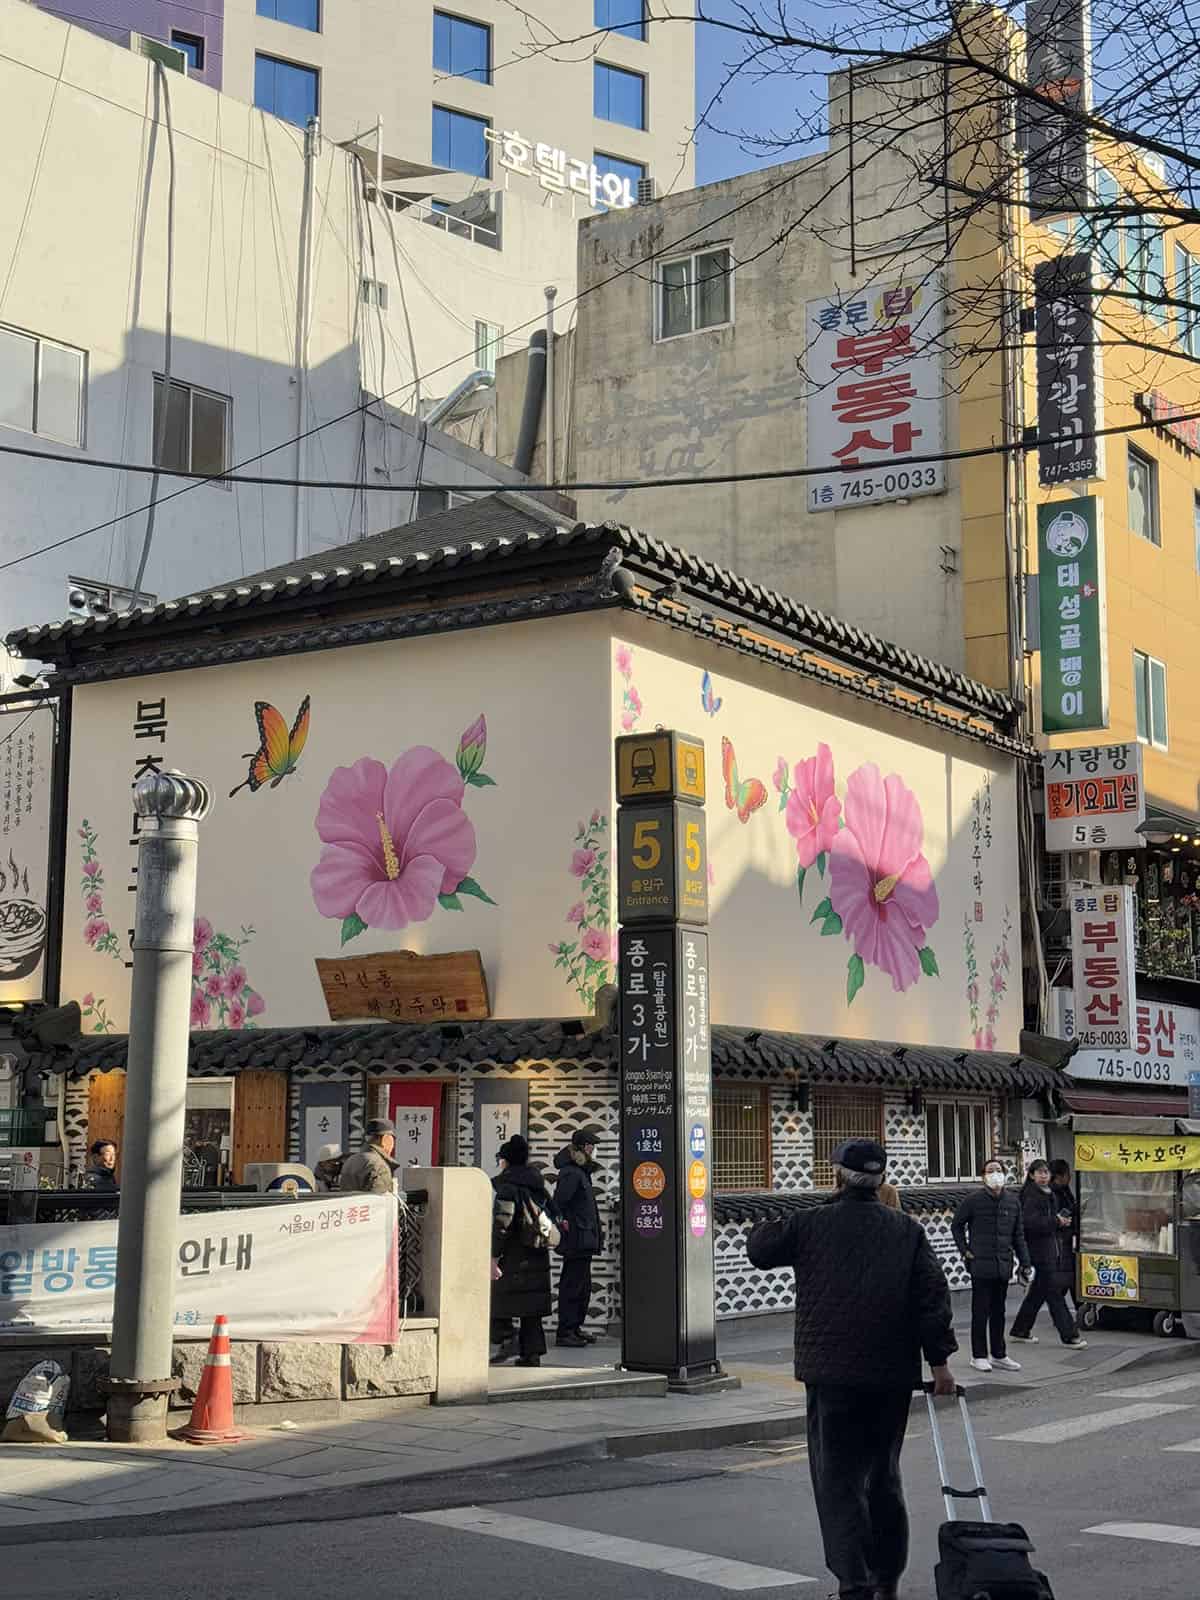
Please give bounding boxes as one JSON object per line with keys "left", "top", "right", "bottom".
{"left": 551, "top": 813, "right": 613, "bottom": 1009}
{"left": 310, "top": 716, "right": 498, "bottom": 945}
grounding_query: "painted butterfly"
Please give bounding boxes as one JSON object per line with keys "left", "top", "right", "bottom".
{"left": 700, "top": 669, "right": 722, "bottom": 717}
{"left": 229, "top": 696, "right": 311, "bottom": 797}
{"left": 721, "top": 736, "right": 767, "bottom": 823}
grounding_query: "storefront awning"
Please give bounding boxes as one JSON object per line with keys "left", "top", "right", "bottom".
{"left": 1061, "top": 1086, "right": 1189, "bottom": 1118}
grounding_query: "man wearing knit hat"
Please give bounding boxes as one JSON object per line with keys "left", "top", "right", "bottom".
{"left": 552, "top": 1125, "right": 604, "bottom": 1348}
{"left": 339, "top": 1119, "right": 398, "bottom": 1195}
{"left": 747, "top": 1138, "right": 957, "bottom": 1600}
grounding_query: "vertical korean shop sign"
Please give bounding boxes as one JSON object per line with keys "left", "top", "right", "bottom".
{"left": 1035, "top": 255, "right": 1099, "bottom": 485}
{"left": 1038, "top": 497, "right": 1107, "bottom": 733}
{"left": 804, "top": 277, "right": 945, "bottom": 513}
{"left": 616, "top": 729, "right": 720, "bottom": 1384}
{"left": 1025, "top": 0, "right": 1092, "bottom": 218}
{"left": 1071, "top": 885, "right": 1136, "bottom": 1051}
{"left": 0, "top": 701, "right": 56, "bottom": 1004}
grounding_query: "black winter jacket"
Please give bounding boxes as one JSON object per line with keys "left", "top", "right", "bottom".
{"left": 491, "top": 1164, "right": 554, "bottom": 1320}
{"left": 553, "top": 1146, "right": 603, "bottom": 1258}
{"left": 951, "top": 1187, "right": 1030, "bottom": 1282}
{"left": 1020, "top": 1180, "right": 1072, "bottom": 1279}
{"left": 746, "top": 1187, "right": 958, "bottom": 1389}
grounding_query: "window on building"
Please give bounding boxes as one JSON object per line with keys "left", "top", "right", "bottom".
{"left": 361, "top": 277, "right": 389, "bottom": 309}
{"left": 926, "top": 1100, "right": 991, "bottom": 1182}
{"left": 152, "top": 376, "right": 230, "bottom": 479}
{"left": 1125, "top": 214, "right": 1168, "bottom": 323}
{"left": 1176, "top": 244, "right": 1200, "bottom": 358}
{"left": 254, "top": 53, "right": 318, "bottom": 124}
{"left": 433, "top": 12, "right": 491, "bottom": 82}
{"left": 1134, "top": 648, "right": 1168, "bottom": 748}
{"left": 811, "top": 1087, "right": 883, "bottom": 1189}
{"left": 657, "top": 248, "right": 732, "bottom": 339}
{"left": 183, "top": 1079, "right": 234, "bottom": 1188}
{"left": 432, "top": 105, "right": 491, "bottom": 176}
{"left": 1093, "top": 165, "right": 1121, "bottom": 279}
{"left": 0, "top": 323, "right": 85, "bottom": 447}
{"left": 1127, "top": 444, "right": 1159, "bottom": 545}
{"left": 594, "top": 150, "right": 646, "bottom": 208}
{"left": 474, "top": 318, "right": 503, "bottom": 373}
{"left": 256, "top": 0, "right": 319, "bottom": 30}
{"left": 712, "top": 1084, "right": 771, "bottom": 1190}
{"left": 170, "top": 30, "right": 205, "bottom": 70}
{"left": 594, "top": 61, "right": 646, "bottom": 129}
{"left": 594, "top": 0, "right": 646, "bottom": 40}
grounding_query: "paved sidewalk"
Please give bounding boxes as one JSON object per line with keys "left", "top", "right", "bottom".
{"left": 0, "top": 1292, "right": 1194, "bottom": 1529}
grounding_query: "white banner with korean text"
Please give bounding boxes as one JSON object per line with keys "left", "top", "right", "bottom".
{"left": 1053, "top": 987, "right": 1200, "bottom": 1087}
{"left": 0, "top": 1197, "right": 398, "bottom": 1340}
{"left": 1069, "top": 884, "right": 1138, "bottom": 1051}
{"left": 1043, "top": 743, "right": 1145, "bottom": 852}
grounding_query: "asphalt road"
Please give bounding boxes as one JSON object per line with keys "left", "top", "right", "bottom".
{"left": 8, "top": 1365, "right": 1200, "bottom": 1600}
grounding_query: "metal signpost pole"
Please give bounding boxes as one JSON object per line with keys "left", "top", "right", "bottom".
{"left": 106, "top": 770, "right": 211, "bottom": 1443}
{"left": 614, "top": 730, "right": 735, "bottom": 1392}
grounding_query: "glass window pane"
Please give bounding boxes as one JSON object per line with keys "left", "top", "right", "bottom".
{"left": 594, "top": 62, "right": 644, "bottom": 129}
{"left": 153, "top": 377, "right": 190, "bottom": 472}
{"left": 191, "top": 390, "right": 228, "bottom": 476}
{"left": 593, "top": 152, "right": 645, "bottom": 209}
{"left": 942, "top": 1104, "right": 956, "bottom": 1178}
{"left": 1080, "top": 1169, "right": 1174, "bottom": 1254}
{"left": 1148, "top": 228, "right": 1167, "bottom": 323}
{"left": 254, "top": 54, "right": 317, "bottom": 125}
{"left": 660, "top": 259, "right": 691, "bottom": 338}
{"left": 926, "top": 1107, "right": 941, "bottom": 1181}
{"left": 972, "top": 1104, "right": 987, "bottom": 1173}
{"left": 957, "top": 1108, "right": 971, "bottom": 1183}
{"left": 1134, "top": 650, "right": 1149, "bottom": 739}
{"left": 37, "top": 341, "right": 83, "bottom": 445}
{"left": 432, "top": 106, "right": 490, "bottom": 176}
{"left": 696, "top": 249, "right": 730, "bottom": 328}
{"left": 1095, "top": 166, "right": 1120, "bottom": 278}
{"left": 1128, "top": 449, "right": 1151, "bottom": 541}
{"left": 0, "top": 326, "right": 37, "bottom": 435}
{"left": 258, "top": 0, "right": 318, "bottom": 28}
{"left": 434, "top": 13, "right": 490, "bottom": 81}
{"left": 171, "top": 31, "right": 205, "bottom": 70}
{"left": 1151, "top": 658, "right": 1168, "bottom": 747}
{"left": 594, "top": 0, "right": 645, "bottom": 40}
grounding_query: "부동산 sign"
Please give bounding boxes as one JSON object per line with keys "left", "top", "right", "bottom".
{"left": 1054, "top": 987, "right": 1200, "bottom": 1087}
{"left": 1043, "top": 742, "right": 1144, "bottom": 851}
{"left": 0, "top": 1197, "right": 399, "bottom": 1339}
{"left": 804, "top": 278, "right": 946, "bottom": 513}
{"left": 1070, "top": 885, "right": 1135, "bottom": 1051}
{"left": 1038, "top": 497, "right": 1108, "bottom": 733}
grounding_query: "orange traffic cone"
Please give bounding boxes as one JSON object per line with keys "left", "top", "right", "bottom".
{"left": 174, "top": 1315, "right": 247, "bottom": 1445}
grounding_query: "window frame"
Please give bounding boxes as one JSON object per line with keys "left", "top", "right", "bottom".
{"left": 1127, "top": 443, "right": 1160, "bottom": 546}
{"left": 811, "top": 1086, "right": 884, "bottom": 1189}
{"left": 1176, "top": 243, "right": 1200, "bottom": 359}
{"left": 0, "top": 321, "right": 87, "bottom": 448}
{"left": 433, "top": 11, "right": 492, "bottom": 84}
{"left": 1134, "top": 647, "right": 1169, "bottom": 750}
{"left": 925, "top": 1098, "right": 992, "bottom": 1183}
{"left": 431, "top": 104, "right": 492, "bottom": 177}
{"left": 152, "top": 374, "right": 232, "bottom": 487}
{"left": 593, "top": 150, "right": 646, "bottom": 208}
{"left": 711, "top": 1083, "right": 772, "bottom": 1192}
{"left": 255, "top": 0, "right": 320, "bottom": 31}
{"left": 654, "top": 247, "right": 734, "bottom": 341}
{"left": 169, "top": 29, "right": 206, "bottom": 70}
{"left": 474, "top": 318, "right": 503, "bottom": 374}
{"left": 253, "top": 52, "right": 320, "bottom": 126}
{"left": 594, "top": 0, "right": 646, "bottom": 41}
{"left": 593, "top": 60, "right": 647, "bottom": 130}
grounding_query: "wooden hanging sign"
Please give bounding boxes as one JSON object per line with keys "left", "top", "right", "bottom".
{"left": 315, "top": 949, "right": 491, "bottom": 1023}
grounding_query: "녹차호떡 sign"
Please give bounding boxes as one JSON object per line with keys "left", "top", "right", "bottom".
{"left": 1043, "top": 742, "right": 1144, "bottom": 851}
{"left": 315, "top": 949, "right": 490, "bottom": 1022}
{"left": 1074, "top": 1134, "right": 1200, "bottom": 1172}
{"left": 1080, "top": 1252, "right": 1139, "bottom": 1301}
{"left": 1038, "top": 496, "right": 1108, "bottom": 733}
{"left": 804, "top": 278, "right": 946, "bottom": 513}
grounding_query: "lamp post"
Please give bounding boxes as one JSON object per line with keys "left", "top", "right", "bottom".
{"left": 106, "top": 770, "right": 211, "bottom": 1443}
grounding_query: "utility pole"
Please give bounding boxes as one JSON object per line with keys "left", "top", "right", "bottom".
{"left": 106, "top": 770, "right": 211, "bottom": 1443}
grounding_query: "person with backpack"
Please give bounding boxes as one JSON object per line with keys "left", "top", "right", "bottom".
{"left": 1009, "top": 1159, "right": 1088, "bottom": 1350}
{"left": 553, "top": 1125, "right": 603, "bottom": 1348}
{"left": 489, "top": 1134, "right": 556, "bottom": 1368}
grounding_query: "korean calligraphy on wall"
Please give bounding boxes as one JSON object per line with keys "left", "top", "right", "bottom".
{"left": 0, "top": 702, "right": 56, "bottom": 1003}
{"left": 1037, "top": 496, "right": 1108, "bottom": 733}
{"left": 804, "top": 278, "right": 946, "bottom": 513}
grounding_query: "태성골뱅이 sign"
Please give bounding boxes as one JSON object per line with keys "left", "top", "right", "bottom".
{"left": 1070, "top": 885, "right": 1135, "bottom": 1051}
{"left": 1043, "top": 742, "right": 1144, "bottom": 851}
{"left": 484, "top": 128, "right": 636, "bottom": 208}
{"left": 1038, "top": 497, "right": 1108, "bottom": 733}
{"left": 1081, "top": 1252, "right": 1139, "bottom": 1301}
{"left": 315, "top": 948, "right": 489, "bottom": 1022}
{"left": 1053, "top": 987, "right": 1200, "bottom": 1087}
{"left": 1074, "top": 1134, "right": 1200, "bottom": 1172}
{"left": 0, "top": 1196, "right": 399, "bottom": 1339}
{"left": 804, "top": 278, "right": 946, "bottom": 513}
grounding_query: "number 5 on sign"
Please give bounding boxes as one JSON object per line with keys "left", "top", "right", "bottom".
{"left": 617, "top": 803, "right": 708, "bottom": 927}
{"left": 632, "top": 818, "right": 662, "bottom": 870}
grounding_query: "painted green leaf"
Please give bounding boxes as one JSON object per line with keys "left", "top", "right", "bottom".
{"left": 919, "top": 945, "right": 940, "bottom": 978}
{"left": 811, "top": 897, "right": 832, "bottom": 925}
{"left": 456, "top": 876, "right": 497, "bottom": 906}
{"left": 438, "top": 892, "right": 463, "bottom": 911}
{"left": 847, "top": 953, "right": 865, "bottom": 1004}
{"left": 340, "top": 913, "right": 367, "bottom": 945}
{"left": 816, "top": 852, "right": 827, "bottom": 877}
{"left": 466, "top": 772, "right": 497, "bottom": 788}
{"left": 821, "top": 911, "right": 843, "bottom": 937}
{"left": 796, "top": 865, "right": 806, "bottom": 904}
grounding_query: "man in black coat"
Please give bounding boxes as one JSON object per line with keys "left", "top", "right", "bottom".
{"left": 747, "top": 1138, "right": 957, "bottom": 1600}
{"left": 553, "top": 1125, "right": 603, "bottom": 1349}
{"left": 490, "top": 1135, "right": 554, "bottom": 1368}
{"left": 951, "top": 1159, "right": 1032, "bottom": 1371}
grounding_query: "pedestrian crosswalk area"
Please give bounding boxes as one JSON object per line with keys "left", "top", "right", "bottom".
{"left": 991, "top": 1371, "right": 1200, "bottom": 1451}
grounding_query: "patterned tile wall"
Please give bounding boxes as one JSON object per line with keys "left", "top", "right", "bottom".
{"left": 769, "top": 1088, "right": 813, "bottom": 1191}
{"left": 884, "top": 1095, "right": 927, "bottom": 1186}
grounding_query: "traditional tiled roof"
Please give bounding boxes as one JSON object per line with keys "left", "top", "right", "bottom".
{"left": 713, "top": 1185, "right": 978, "bottom": 1223}
{"left": 28, "top": 1015, "right": 1063, "bottom": 1098}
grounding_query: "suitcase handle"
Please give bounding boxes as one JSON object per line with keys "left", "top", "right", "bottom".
{"left": 917, "top": 1382, "right": 993, "bottom": 1524}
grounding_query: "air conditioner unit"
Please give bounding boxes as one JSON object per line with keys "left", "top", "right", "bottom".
{"left": 637, "top": 176, "right": 658, "bottom": 204}
{"left": 129, "top": 33, "right": 188, "bottom": 74}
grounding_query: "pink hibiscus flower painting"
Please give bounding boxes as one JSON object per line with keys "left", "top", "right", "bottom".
{"left": 311, "top": 723, "right": 498, "bottom": 944}
{"left": 785, "top": 743, "right": 841, "bottom": 870}
{"left": 828, "top": 763, "right": 940, "bottom": 996}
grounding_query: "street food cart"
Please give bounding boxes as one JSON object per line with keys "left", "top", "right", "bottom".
{"left": 1073, "top": 1115, "right": 1200, "bottom": 1338}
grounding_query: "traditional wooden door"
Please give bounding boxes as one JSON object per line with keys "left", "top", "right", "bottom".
{"left": 86, "top": 1069, "right": 127, "bottom": 1176}
{"left": 230, "top": 1070, "right": 287, "bottom": 1183}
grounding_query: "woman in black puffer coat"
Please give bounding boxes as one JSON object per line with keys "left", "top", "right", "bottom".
{"left": 1009, "top": 1160, "right": 1086, "bottom": 1348}
{"left": 490, "top": 1135, "right": 554, "bottom": 1368}
{"left": 952, "top": 1159, "right": 1031, "bottom": 1371}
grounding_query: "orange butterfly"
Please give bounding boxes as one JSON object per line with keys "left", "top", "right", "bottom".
{"left": 721, "top": 736, "right": 767, "bottom": 823}
{"left": 229, "top": 696, "right": 311, "bottom": 797}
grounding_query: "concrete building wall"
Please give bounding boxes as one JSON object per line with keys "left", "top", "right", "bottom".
{"left": 37, "top": 0, "right": 226, "bottom": 89}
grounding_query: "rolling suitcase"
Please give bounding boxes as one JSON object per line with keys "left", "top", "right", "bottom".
{"left": 923, "top": 1383, "right": 1055, "bottom": 1600}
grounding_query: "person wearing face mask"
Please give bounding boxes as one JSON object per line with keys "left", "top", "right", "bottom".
{"left": 1009, "top": 1159, "right": 1088, "bottom": 1349}
{"left": 952, "top": 1159, "right": 1032, "bottom": 1373}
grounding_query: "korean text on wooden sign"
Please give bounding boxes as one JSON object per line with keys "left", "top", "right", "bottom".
{"left": 1037, "top": 496, "right": 1108, "bottom": 734}
{"left": 1043, "top": 743, "right": 1145, "bottom": 851}
{"left": 1070, "top": 886, "right": 1136, "bottom": 1051}
{"left": 804, "top": 278, "right": 946, "bottom": 513}
{"left": 314, "top": 949, "right": 490, "bottom": 1023}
